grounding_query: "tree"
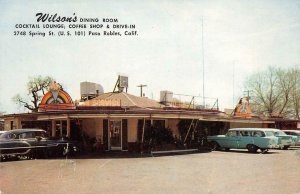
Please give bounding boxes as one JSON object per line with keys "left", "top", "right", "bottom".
{"left": 289, "top": 68, "right": 300, "bottom": 119}
{"left": 244, "top": 66, "right": 300, "bottom": 118}
{"left": 12, "top": 75, "right": 54, "bottom": 112}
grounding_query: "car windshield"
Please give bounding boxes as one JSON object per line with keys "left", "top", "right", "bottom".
{"left": 274, "top": 131, "right": 287, "bottom": 136}
{"left": 18, "top": 131, "right": 49, "bottom": 139}
{"left": 0, "top": 132, "right": 16, "bottom": 139}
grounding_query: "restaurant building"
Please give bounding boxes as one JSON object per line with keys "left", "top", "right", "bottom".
{"left": 2, "top": 80, "right": 294, "bottom": 152}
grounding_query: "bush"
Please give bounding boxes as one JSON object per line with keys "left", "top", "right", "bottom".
{"left": 143, "top": 126, "right": 175, "bottom": 149}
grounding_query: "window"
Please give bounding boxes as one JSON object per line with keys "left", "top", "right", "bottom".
{"left": 35, "top": 131, "right": 48, "bottom": 138}
{"left": 18, "top": 132, "right": 34, "bottom": 139}
{"left": 7, "top": 133, "right": 16, "bottom": 139}
{"left": 227, "top": 131, "right": 237, "bottom": 136}
{"left": 265, "top": 131, "right": 274, "bottom": 137}
{"left": 240, "top": 131, "right": 251, "bottom": 136}
{"left": 253, "top": 131, "right": 265, "bottom": 137}
{"left": 274, "top": 131, "right": 286, "bottom": 136}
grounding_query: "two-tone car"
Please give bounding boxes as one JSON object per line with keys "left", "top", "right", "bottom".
{"left": 269, "top": 129, "right": 297, "bottom": 149}
{"left": 207, "top": 128, "right": 280, "bottom": 153}
{"left": 282, "top": 130, "right": 300, "bottom": 146}
{"left": 0, "top": 129, "right": 79, "bottom": 161}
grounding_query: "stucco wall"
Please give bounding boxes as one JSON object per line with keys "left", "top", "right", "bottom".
{"left": 4, "top": 118, "right": 22, "bottom": 130}
{"left": 82, "top": 119, "right": 101, "bottom": 139}
{"left": 230, "top": 122, "right": 263, "bottom": 128}
{"left": 95, "top": 119, "right": 102, "bottom": 141}
{"left": 128, "top": 118, "right": 137, "bottom": 142}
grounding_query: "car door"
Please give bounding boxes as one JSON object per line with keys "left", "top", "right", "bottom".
{"left": 237, "top": 131, "right": 253, "bottom": 149}
{"left": 224, "top": 131, "right": 239, "bottom": 148}
{"left": 18, "top": 132, "right": 38, "bottom": 147}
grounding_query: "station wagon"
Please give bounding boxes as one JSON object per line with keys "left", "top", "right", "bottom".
{"left": 207, "top": 128, "right": 280, "bottom": 153}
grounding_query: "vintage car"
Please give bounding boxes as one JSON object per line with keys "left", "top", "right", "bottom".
{"left": 207, "top": 128, "right": 281, "bottom": 153}
{"left": 282, "top": 130, "right": 300, "bottom": 146}
{"left": 270, "top": 129, "right": 298, "bottom": 149}
{"left": 0, "top": 129, "right": 78, "bottom": 160}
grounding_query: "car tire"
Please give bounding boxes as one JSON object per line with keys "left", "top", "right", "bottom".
{"left": 210, "top": 141, "right": 220, "bottom": 151}
{"left": 282, "top": 145, "right": 290, "bottom": 150}
{"left": 260, "top": 149, "right": 268, "bottom": 153}
{"left": 247, "top": 144, "right": 258, "bottom": 153}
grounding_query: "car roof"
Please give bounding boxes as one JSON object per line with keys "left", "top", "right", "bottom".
{"left": 2, "top": 128, "right": 45, "bottom": 134}
{"left": 229, "top": 128, "right": 279, "bottom": 131}
{"left": 283, "top": 130, "right": 300, "bottom": 133}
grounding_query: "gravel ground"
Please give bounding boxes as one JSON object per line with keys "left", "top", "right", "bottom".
{"left": 0, "top": 148, "right": 300, "bottom": 194}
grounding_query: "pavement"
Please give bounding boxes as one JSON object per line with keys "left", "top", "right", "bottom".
{"left": 0, "top": 147, "right": 300, "bottom": 194}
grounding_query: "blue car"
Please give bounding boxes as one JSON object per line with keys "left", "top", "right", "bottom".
{"left": 207, "top": 128, "right": 281, "bottom": 153}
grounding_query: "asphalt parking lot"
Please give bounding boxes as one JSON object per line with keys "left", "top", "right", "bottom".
{"left": 0, "top": 148, "right": 300, "bottom": 194}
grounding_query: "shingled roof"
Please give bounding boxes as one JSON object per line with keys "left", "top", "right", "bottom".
{"left": 80, "top": 92, "right": 164, "bottom": 109}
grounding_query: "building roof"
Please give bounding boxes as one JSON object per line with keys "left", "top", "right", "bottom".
{"left": 80, "top": 92, "right": 164, "bottom": 109}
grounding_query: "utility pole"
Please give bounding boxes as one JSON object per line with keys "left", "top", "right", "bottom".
{"left": 137, "top": 84, "right": 147, "bottom": 97}
{"left": 201, "top": 16, "right": 205, "bottom": 108}
{"left": 243, "top": 90, "right": 253, "bottom": 100}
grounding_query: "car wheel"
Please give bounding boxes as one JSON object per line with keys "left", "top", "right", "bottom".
{"left": 247, "top": 144, "right": 258, "bottom": 153}
{"left": 210, "top": 141, "right": 220, "bottom": 151}
{"left": 282, "top": 145, "right": 289, "bottom": 150}
{"left": 260, "top": 149, "right": 268, "bottom": 153}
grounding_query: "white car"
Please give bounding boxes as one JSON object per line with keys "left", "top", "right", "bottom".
{"left": 282, "top": 130, "right": 300, "bottom": 146}
{"left": 270, "top": 129, "right": 297, "bottom": 149}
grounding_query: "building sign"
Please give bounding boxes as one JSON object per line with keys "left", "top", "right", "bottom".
{"left": 234, "top": 97, "right": 252, "bottom": 118}
{"left": 38, "top": 82, "right": 75, "bottom": 111}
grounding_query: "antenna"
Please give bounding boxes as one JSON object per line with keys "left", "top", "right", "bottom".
{"left": 201, "top": 16, "right": 205, "bottom": 108}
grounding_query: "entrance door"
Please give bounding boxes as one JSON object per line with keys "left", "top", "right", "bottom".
{"left": 109, "top": 120, "right": 122, "bottom": 150}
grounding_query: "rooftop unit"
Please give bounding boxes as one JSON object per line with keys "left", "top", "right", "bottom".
{"left": 160, "top": 90, "right": 173, "bottom": 104}
{"left": 80, "top": 81, "right": 104, "bottom": 101}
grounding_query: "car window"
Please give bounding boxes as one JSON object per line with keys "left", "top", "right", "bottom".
{"left": 265, "top": 131, "right": 274, "bottom": 136}
{"left": 253, "top": 131, "right": 265, "bottom": 137}
{"left": 240, "top": 131, "right": 251, "bottom": 136}
{"left": 35, "top": 131, "right": 48, "bottom": 138}
{"left": 18, "top": 132, "right": 34, "bottom": 139}
{"left": 227, "top": 131, "right": 237, "bottom": 136}
{"left": 1, "top": 133, "right": 17, "bottom": 139}
{"left": 7, "top": 133, "right": 17, "bottom": 139}
{"left": 286, "top": 132, "right": 300, "bottom": 136}
{"left": 274, "top": 131, "right": 286, "bottom": 136}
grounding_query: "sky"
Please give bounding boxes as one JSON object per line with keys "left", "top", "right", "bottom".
{"left": 0, "top": 0, "right": 299, "bottom": 114}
